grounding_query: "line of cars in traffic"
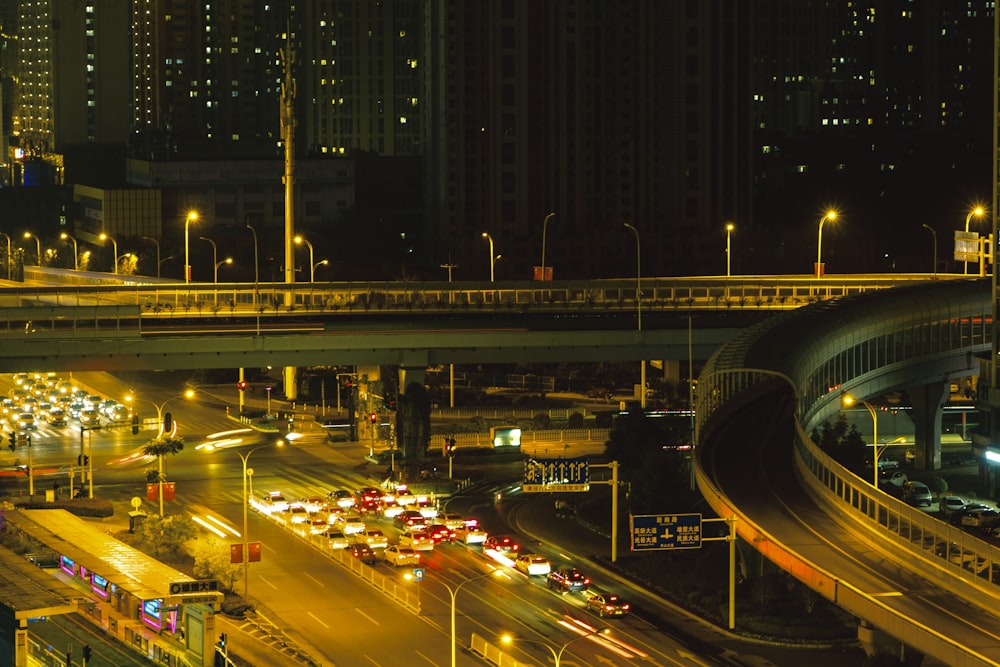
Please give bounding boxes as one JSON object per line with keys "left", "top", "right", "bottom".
{"left": 3, "top": 372, "right": 131, "bottom": 434}
{"left": 252, "top": 483, "right": 632, "bottom": 618}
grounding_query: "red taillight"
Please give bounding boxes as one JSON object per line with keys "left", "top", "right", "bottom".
{"left": 622, "top": 604, "right": 630, "bottom": 610}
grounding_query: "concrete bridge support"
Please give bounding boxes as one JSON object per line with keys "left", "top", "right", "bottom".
{"left": 399, "top": 365, "right": 426, "bottom": 393}
{"left": 858, "top": 620, "right": 925, "bottom": 666}
{"left": 908, "top": 381, "right": 948, "bottom": 471}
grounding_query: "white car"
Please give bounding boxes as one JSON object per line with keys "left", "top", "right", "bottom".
{"left": 262, "top": 491, "right": 289, "bottom": 513}
{"left": 297, "top": 496, "right": 326, "bottom": 514}
{"left": 399, "top": 530, "right": 434, "bottom": 551}
{"left": 383, "top": 545, "right": 421, "bottom": 566}
{"left": 456, "top": 521, "right": 488, "bottom": 545}
{"left": 287, "top": 505, "right": 310, "bottom": 524}
{"left": 514, "top": 553, "right": 552, "bottom": 576}
{"left": 327, "top": 529, "right": 351, "bottom": 549}
{"left": 355, "top": 529, "right": 389, "bottom": 550}
{"left": 436, "top": 512, "right": 465, "bottom": 531}
{"left": 338, "top": 514, "right": 367, "bottom": 535}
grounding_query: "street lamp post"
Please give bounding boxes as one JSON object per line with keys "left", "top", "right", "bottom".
{"left": 725, "top": 222, "right": 735, "bottom": 277}
{"left": 539, "top": 212, "right": 555, "bottom": 281}
{"left": 184, "top": 210, "right": 199, "bottom": 283}
{"left": 921, "top": 224, "right": 937, "bottom": 276}
{"left": 60, "top": 233, "right": 79, "bottom": 271}
{"left": 481, "top": 232, "right": 496, "bottom": 282}
{"left": 843, "top": 394, "right": 880, "bottom": 486}
{"left": 126, "top": 390, "right": 195, "bottom": 516}
{"left": 815, "top": 210, "right": 838, "bottom": 278}
{"left": 23, "top": 232, "right": 41, "bottom": 266}
{"left": 214, "top": 258, "right": 233, "bottom": 283}
{"left": 293, "top": 235, "right": 315, "bottom": 281}
{"left": 501, "top": 629, "right": 609, "bottom": 667}
{"left": 442, "top": 569, "right": 505, "bottom": 667}
{"left": 623, "top": 222, "right": 644, "bottom": 408}
{"left": 99, "top": 233, "right": 118, "bottom": 274}
{"left": 235, "top": 443, "right": 279, "bottom": 600}
{"left": 964, "top": 206, "right": 986, "bottom": 275}
{"left": 311, "top": 259, "right": 329, "bottom": 282}
{"left": 245, "top": 223, "right": 260, "bottom": 283}
{"left": 0, "top": 233, "right": 10, "bottom": 279}
{"left": 142, "top": 236, "right": 161, "bottom": 277}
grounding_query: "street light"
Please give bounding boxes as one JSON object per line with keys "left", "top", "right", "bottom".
{"left": 142, "top": 236, "right": 161, "bottom": 277}
{"left": 200, "top": 236, "right": 220, "bottom": 280}
{"left": 184, "top": 210, "right": 199, "bottom": 283}
{"left": 311, "top": 259, "right": 329, "bottom": 282}
{"left": 439, "top": 568, "right": 506, "bottom": 667}
{"left": 60, "top": 233, "right": 79, "bottom": 271}
{"left": 125, "top": 390, "right": 195, "bottom": 515}
{"left": 842, "top": 394, "right": 880, "bottom": 487}
{"left": 214, "top": 258, "right": 233, "bottom": 283}
{"left": 245, "top": 222, "right": 259, "bottom": 283}
{"left": 23, "top": 231, "right": 41, "bottom": 266}
{"left": 99, "top": 233, "right": 118, "bottom": 274}
{"left": 815, "top": 209, "right": 838, "bottom": 278}
{"left": 921, "top": 224, "right": 937, "bottom": 276}
{"left": 481, "top": 232, "right": 497, "bottom": 282}
{"left": 964, "top": 205, "right": 986, "bottom": 275}
{"left": 539, "top": 211, "right": 555, "bottom": 281}
{"left": 725, "top": 222, "right": 735, "bottom": 277}
{"left": 500, "top": 628, "right": 610, "bottom": 667}
{"left": 293, "top": 235, "right": 316, "bottom": 281}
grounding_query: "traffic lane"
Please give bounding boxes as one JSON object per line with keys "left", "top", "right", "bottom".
{"left": 705, "top": 392, "right": 1000, "bottom": 664}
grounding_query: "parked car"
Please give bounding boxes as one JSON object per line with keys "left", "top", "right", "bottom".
{"left": 902, "top": 481, "right": 932, "bottom": 507}
{"left": 939, "top": 496, "right": 968, "bottom": 519}
{"left": 961, "top": 508, "right": 1000, "bottom": 528}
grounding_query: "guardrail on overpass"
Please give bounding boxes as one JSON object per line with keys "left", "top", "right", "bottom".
{"left": 694, "top": 278, "right": 1000, "bottom": 665}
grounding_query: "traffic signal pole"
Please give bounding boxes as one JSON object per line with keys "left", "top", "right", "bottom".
{"left": 239, "top": 367, "right": 246, "bottom": 413}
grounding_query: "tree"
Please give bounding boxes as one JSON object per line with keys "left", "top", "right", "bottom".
{"left": 143, "top": 435, "right": 185, "bottom": 482}
{"left": 811, "top": 414, "right": 867, "bottom": 476}
{"left": 135, "top": 514, "right": 196, "bottom": 560}
{"left": 190, "top": 538, "right": 241, "bottom": 590}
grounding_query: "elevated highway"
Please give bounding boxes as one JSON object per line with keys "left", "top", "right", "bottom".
{"left": 696, "top": 278, "right": 1000, "bottom": 665}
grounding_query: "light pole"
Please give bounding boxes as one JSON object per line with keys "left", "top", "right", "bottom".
{"left": 725, "top": 222, "right": 735, "bottom": 277}
{"left": 539, "top": 211, "right": 555, "bottom": 281}
{"left": 23, "top": 232, "right": 41, "bottom": 266}
{"left": 125, "top": 390, "right": 195, "bottom": 516}
{"left": 921, "top": 224, "right": 937, "bottom": 276}
{"left": 501, "top": 629, "right": 609, "bottom": 667}
{"left": 245, "top": 223, "right": 259, "bottom": 283}
{"left": 293, "top": 235, "right": 315, "bottom": 281}
{"left": 815, "top": 209, "right": 838, "bottom": 278}
{"left": 311, "top": 259, "right": 329, "bottom": 282}
{"left": 99, "top": 233, "right": 118, "bottom": 274}
{"left": 235, "top": 443, "right": 279, "bottom": 599}
{"left": 623, "top": 223, "right": 644, "bottom": 408}
{"left": 142, "top": 236, "right": 161, "bottom": 277}
{"left": 481, "top": 232, "right": 496, "bottom": 282}
{"left": 200, "top": 236, "right": 220, "bottom": 280}
{"left": 964, "top": 205, "right": 986, "bottom": 275}
{"left": 442, "top": 569, "right": 506, "bottom": 667}
{"left": 0, "top": 232, "right": 10, "bottom": 279}
{"left": 184, "top": 210, "right": 199, "bottom": 283}
{"left": 60, "top": 233, "right": 79, "bottom": 271}
{"left": 843, "top": 394, "right": 880, "bottom": 487}
{"left": 214, "top": 258, "right": 233, "bottom": 283}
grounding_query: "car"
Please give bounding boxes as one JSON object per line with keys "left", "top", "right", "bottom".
{"left": 961, "top": 508, "right": 1000, "bottom": 528}
{"left": 394, "top": 510, "right": 427, "bottom": 531}
{"left": 436, "top": 512, "right": 465, "bottom": 531}
{"left": 587, "top": 592, "right": 631, "bottom": 617}
{"left": 355, "top": 487, "right": 383, "bottom": 505}
{"left": 514, "top": 554, "right": 552, "bottom": 576}
{"left": 348, "top": 543, "right": 377, "bottom": 564}
{"left": 902, "top": 481, "right": 933, "bottom": 507}
{"left": 394, "top": 487, "right": 416, "bottom": 506}
{"left": 262, "top": 491, "right": 289, "bottom": 513}
{"left": 425, "top": 524, "right": 457, "bottom": 544}
{"left": 17, "top": 413, "right": 36, "bottom": 431}
{"left": 383, "top": 545, "right": 421, "bottom": 566}
{"left": 355, "top": 528, "right": 389, "bottom": 549}
{"left": 547, "top": 568, "right": 591, "bottom": 593}
{"left": 416, "top": 499, "right": 440, "bottom": 519}
{"left": 338, "top": 514, "right": 367, "bottom": 535}
{"left": 298, "top": 497, "right": 326, "bottom": 514}
{"left": 45, "top": 407, "right": 67, "bottom": 426}
{"left": 456, "top": 521, "right": 488, "bottom": 545}
{"left": 939, "top": 496, "right": 968, "bottom": 518}
{"left": 483, "top": 534, "right": 520, "bottom": 555}
{"left": 949, "top": 502, "right": 992, "bottom": 525}
{"left": 328, "top": 489, "right": 356, "bottom": 509}
{"left": 305, "top": 518, "right": 330, "bottom": 535}
{"left": 880, "top": 471, "right": 908, "bottom": 486}
{"left": 327, "top": 529, "right": 351, "bottom": 549}
{"left": 287, "top": 505, "right": 310, "bottom": 524}
{"left": 399, "top": 530, "right": 434, "bottom": 551}
{"left": 944, "top": 452, "right": 979, "bottom": 466}
{"left": 108, "top": 404, "right": 131, "bottom": 424}
{"left": 79, "top": 408, "right": 101, "bottom": 426}
{"left": 379, "top": 500, "right": 406, "bottom": 519}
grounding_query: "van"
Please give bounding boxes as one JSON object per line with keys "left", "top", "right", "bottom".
{"left": 903, "top": 481, "right": 933, "bottom": 507}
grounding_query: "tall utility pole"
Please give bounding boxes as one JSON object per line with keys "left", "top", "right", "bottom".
{"left": 280, "top": 30, "right": 299, "bottom": 401}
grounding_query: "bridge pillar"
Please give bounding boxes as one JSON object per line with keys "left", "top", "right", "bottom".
{"left": 908, "top": 380, "right": 948, "bottom": 471}
{"left": 857, "top": 620, "right": 925, "bottom": 666}
{"left": 399, "top": 365, "right": 426, "bottom": 392}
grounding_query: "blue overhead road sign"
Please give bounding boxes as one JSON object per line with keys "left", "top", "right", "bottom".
{"left": 522, "top": 457, "right": 590, "bottom": 493}
{"left": 630, "top": 513, "right": 702, "bottom": 551}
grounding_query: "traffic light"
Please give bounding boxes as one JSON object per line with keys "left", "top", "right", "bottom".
{"left": 446, "top": 437, "right": 456, "bottom": 456}
{"left": 77, "top": 455, "right": 89, "bottom": 466}
{"left": 82, "top": 645, "right": 92, "bottom": 662}
{"left": 369, "top": 412, "right": 377, "bottom": 424}
{"left": 7, "top": 432, "right": 14, "bottom": 452}
{"left": 237, "top": 380, "right": 247, "bottom": 392}
{"left": 131, "top": 413, "right": 140, "bottom": 435}
{"left": 219, "top": 632, "right": 227, "bottom": 647}
{"left": 163, "top": 412, "right": 172, "bottom": 432}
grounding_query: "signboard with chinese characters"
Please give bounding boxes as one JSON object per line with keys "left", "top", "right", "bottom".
{"left": 522, "top": 457, "right": 590, "bottom": 493}
{"left": 630, "top": 513, "right": 702, "bottom": 551}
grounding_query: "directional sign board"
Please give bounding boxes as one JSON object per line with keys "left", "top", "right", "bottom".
{"left": 522, "top": 457, "right": 590, "bottom": 493}
{"left": 630, "top": 513, "right": 702, "bottom": 551}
